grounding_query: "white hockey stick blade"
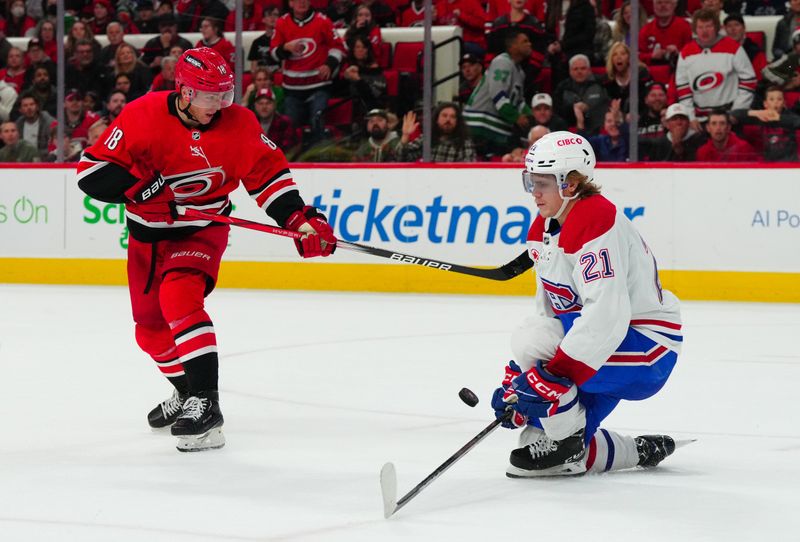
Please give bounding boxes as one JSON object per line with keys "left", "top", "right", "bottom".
{"left": 674, "top": 438, "right": 697, "bottom": 449}
{"left": 380, "top": 462, "right": 398, "bottom": 519}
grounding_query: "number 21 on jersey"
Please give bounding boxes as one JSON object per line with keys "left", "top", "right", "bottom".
{"left": 580, "top": 248, "right": 614, "bottom": 283}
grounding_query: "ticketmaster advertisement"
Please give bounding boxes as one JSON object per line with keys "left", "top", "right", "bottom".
{"left": 1, "top": 165, "right": 799, "bottom": 276}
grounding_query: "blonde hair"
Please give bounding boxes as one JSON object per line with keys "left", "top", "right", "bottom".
{"left": 114, "top": 43, "right": 140, "bottom": 76}
{"left": 567, "top": 170, "right": 602, "bottom": 198}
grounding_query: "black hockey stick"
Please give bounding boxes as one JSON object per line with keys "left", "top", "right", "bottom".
{"left": 179, "top": 207, "right": 533, "bottom": 281}
{"left": 380, "top": 407, "right": 514, "bottom": 518}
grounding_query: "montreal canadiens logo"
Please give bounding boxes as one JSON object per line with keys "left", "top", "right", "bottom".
{"left": 292, "top": 38, "right": 318, "bottom": 60}
{"left": 530, "top": 248, "right": 540, "bottom": 262}
{"left": 163, "top": 167, "right": 226, "bottom": 199}
{"left": 692, "top": 72, "right": 724, "bottom": 92}
{"left": 540, "top": 278, "right": 583, "bottom": 314}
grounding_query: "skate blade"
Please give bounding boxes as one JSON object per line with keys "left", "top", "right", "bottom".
{"left": 176, "top": 427, "right": 225, "bottom": 452}
{"left": 674, "top": 438, "right": 697, "bottom": 449}
{"left": 506, "top": 460, "right": 587, "bottom": 478}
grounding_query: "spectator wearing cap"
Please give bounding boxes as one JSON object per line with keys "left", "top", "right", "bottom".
{"left": 150, "top": 55, "right": 178, "bottom": 91}
{"left": 141, "top": 13, "right": 194, "bottom": 71}
{"left": 196, "top": 17, "right": 236, "bottom": 71}
{"left": 22, "top": 39, "right": 56, "bottom": 90}
{"left": 639, "top": 102, "right": 705, "bottom": 161}
{"left": 21, "top": 66, "right": 57, "bottom": 118}
{"left": 110, "top": 43, "right": 152, "bottom": 100}
{"left": 0, "top": 120, "right": 39, "bottom": 162}
{"left": 15, "top": 91, "right": 54, "bottom": 160}
{"left": 64, "top": 88, "right": 100, "bottom": 149}
{"left": 271, "top": 0, "right": 347, "bottom": 145}
{"left": 242, "top": 67, "right": 285, "bottom": 110}
{"left": 528, "top": 92, "right": 568, "bottom": 131}
{"left": 5, "top": 0, "right": 36, "bottom": 38}
{"left": 225, "top": 0, "right": 265, "bottom": 31}
{"left": 0, "top": 47, "right": 26, "bottom": 93}
{"left": 136, "top": 1, "right": 160, "bottom": 34}
{"left": 89, "top": 0, "right": 116, "bottom": 36}
{"left": 724, "top": 14, "right": 766, "bottom": 81}
{"left": 253, "top": 87, "right": 300, "bottom": 157}
{"left": 247, "top": 4, "right": 282, "bottom": 74}
{"left": 486, "top": 0, "right": 553, "bottom": 70}
{"left": 435, "top": 0, "right": 488, "bottom": 57}
{"left": 341, "top": 34, "right": 387, "bottom": 121}
{"left": 553, "top": 53, "right": 608, "bottom": 135}
{"left": 176, "top": 0, "right": 230, "bottom": 33}
{"left": 65, "top": 21, "right": 103, "bottom": 63}
{"left": 676, "top": 9, "right": 755, "bottom": 123}
{"left": 397, "top": 103, "right": 477, "bottom": 162}
{"left": 464, "top": 29, "right": 533, "bottom": 156}
{"left": 99, "top": 22, "right": 131, "bottom": 69}
{"left": 0, "top": 78, "right": 18, "bottom": 122}
{"left": 639, "top": 82, "right": 667, "bottom": 138}
{"left": 638, "top": 0, "right": 692, "bottom": 65}
{"left": 66, "top": 39, "right": 109, "bottom": 100}
{"left": 457, "top": 53, "right": 484, "bottom": 106}
{"left": 353, "top": 108, "right": 400, "bottom": 162}
{"left": 696, "top": 109, "right": 759, "bottom": 161}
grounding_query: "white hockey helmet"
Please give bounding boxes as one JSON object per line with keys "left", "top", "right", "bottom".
{"left": 522, "top": 131, "right": 596, "bottom": 193}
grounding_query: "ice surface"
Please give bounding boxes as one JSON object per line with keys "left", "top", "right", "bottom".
{"left": 0, "top": 285, "right": 798, "bottom": 541}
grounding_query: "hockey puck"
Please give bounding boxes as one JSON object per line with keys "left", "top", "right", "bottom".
{"left": 458, "top": 387, "right": 479, "bottom": 407}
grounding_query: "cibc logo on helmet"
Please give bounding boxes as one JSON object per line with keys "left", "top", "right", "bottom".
{"left": 556, "top": 137, "right": 583, "bottom": 147}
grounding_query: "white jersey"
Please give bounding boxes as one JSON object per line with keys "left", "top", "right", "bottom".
{"left": 526, "top": 195, "right": 681, "bottom": 385}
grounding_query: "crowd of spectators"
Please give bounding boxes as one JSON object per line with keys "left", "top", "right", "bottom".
{"left": 0, "top": 0, "right": 799, "bottom": 162}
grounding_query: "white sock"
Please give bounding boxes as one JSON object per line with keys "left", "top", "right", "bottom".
{"left": 585, "top": 429, "right": 640, "bottom": 473}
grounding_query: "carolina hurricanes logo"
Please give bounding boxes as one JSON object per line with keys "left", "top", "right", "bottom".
{"left": 292, "top": 38, "right": 318, "bottom": 59}
{"left": 692, "top": 72, "right": 724, "bottom": 92}
{"left": 163, "top": 167, "right": 226, "bottom": 199}
{"left": 540, "top": 278, "right": 582, "bottom": 314}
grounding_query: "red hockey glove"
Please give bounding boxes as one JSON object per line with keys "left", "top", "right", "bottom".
{"left": 124, "top": 173, "right": 177, "bottom": 224}
{"left": 285, "top": 206, "right": 337, "bottom": 258}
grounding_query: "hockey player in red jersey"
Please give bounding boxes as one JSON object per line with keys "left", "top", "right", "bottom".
{"left": 76, "top": 47, "right": 337, "bottom": 452}
{"left": 491, "top": 132, "right": 684, "bottom": 477}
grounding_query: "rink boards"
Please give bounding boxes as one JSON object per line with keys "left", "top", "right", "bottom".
{"left": 0, "top": 163, "right": 798, "bottom": 302}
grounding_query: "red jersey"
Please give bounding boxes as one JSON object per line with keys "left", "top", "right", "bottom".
{"left": 696, "top": 133, "right": 760, "bottom": 162}
{"left": 398, "top": 2, "right": 425, "bottom": 27}
{"left": 434, "top": 0, "right": 487, "bottom": 49}
{"left": 485, "top": 0, "right": 545, "bottom": 23}
{"left": 0, "top": 68, "right": 25, "bottom": 93}
{"left": 77, "top": 91, "right": 304, "bottom": 242}
{"left": 270, "top": 10, "right": 345, "bottom": 90}
{"left": 195, "top": 38, "right": 237, "bottom": 71}
{"left": 638, "top": 16, "right": 693, "bottom": 64}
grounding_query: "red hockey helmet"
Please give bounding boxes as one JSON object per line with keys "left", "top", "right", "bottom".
{"left": 175, "top": 47, "right": 235, "bottom": 108}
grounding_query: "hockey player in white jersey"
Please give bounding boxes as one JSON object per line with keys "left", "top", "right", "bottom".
{"left": 491, "top": 131, "right": 683, "bottom": 477}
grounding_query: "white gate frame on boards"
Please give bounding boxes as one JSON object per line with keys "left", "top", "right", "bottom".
{"left": 1, "top": 162, "right": 798, "bottom": 302}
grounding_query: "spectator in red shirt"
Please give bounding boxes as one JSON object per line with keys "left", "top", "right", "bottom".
{"left": 150, "top": 56, "right": 178, "bottom": 91}
{"left": 398, "top": 0, "right": 425, "bottom": 27}
{"left": 88, "top": 0, "right": 116, "bottom": 36}
{"left": 435, "top": 0, "right": 487, "bottom": 56}
{"left": 225, "top": 0, "right": 266, "bottom": 31}
{"left": 696, "top": 109, "right": 759, "bottom": 161}
{"left": 723, "top": 14, "right": 767, "bottom": 81}
{"left": 344, "top": 4, "right": 383, "bottom": 60}
{"left": 487, "top": 0, "right": 545, "bottom": 23}
{"left": 0, "top": 47, "right": 26, "bottom": 93}
{"left": 6, "top": 0, "right": 36, "bottom": 38}
{"left": 35, "top": 20, "right": 58, "bottom": 63}
{"left": 639, "top": 0, "right": 692, "bottom": 65}
{"left": 253, "top": 87, "right": 300, "bottom": 157}
{"left": 63, "top": 88, "right": 100, "bottom": 146}
{"left": 196, "top": 17, "right": 236, "bottom": 71}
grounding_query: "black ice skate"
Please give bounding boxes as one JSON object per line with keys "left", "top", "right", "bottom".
{"left": 635, "top": 434, "right": 676, "bottom": 467}
{"left": 506, "top": 428, "right": 586, "bottom": 478}
{"left": 147, "top": 389, "right": 188, "bottom": 429}
{"left": 171, "top": 391, "right": 225, "bottom": 452}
